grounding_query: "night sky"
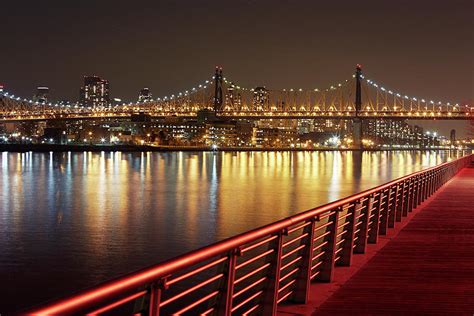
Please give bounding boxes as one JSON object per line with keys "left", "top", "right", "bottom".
{"left": 1, "top": 0, "right": 473, "bottom": 135}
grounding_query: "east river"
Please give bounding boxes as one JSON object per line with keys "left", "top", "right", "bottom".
{"left": 0, "top": 150, "right": 466, "bottom": 312}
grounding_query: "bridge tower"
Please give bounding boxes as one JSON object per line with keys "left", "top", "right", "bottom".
{"left": 353, "top": 64, "right": 363, "bottom": 149}
{"left": 213, "top": 67, "right": 223, "bottom": 114}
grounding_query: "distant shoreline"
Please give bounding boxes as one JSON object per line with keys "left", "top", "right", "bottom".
{"left": 0, "top": 143, "right": 467, "bottom": 153}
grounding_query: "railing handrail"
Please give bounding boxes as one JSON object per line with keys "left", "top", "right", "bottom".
{"left": 26, "top": 153, "right": 473, "bottom": 315}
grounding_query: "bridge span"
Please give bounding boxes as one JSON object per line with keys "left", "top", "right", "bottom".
{"left": 25, "top": 154, "right": 473, "bottom": 315}
{"left": 2, "top": 66, "right": 473, "bottom": 123}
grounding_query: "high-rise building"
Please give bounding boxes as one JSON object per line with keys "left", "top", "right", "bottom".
{"left": 450, "top": 129, "right": 456, "bottom": 145}
{"left": 34, "top": 87, "right": 49, "bottom": 103}
{"left": 253, "top": 87, "right": 268, "bottom": 110}
{"left": 224, "top": 83, "right": 242, "bottom": 111}
{"left": 138, "top": 88, "right": 152, "bottom": 102}
{"left": 79, "top": 76, "right": 110, "bottom": 107}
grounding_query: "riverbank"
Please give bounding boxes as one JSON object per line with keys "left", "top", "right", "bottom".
{"left": 0, "top": 143, "right": 468, "bottom": 152}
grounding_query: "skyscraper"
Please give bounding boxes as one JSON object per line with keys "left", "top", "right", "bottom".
{"left": 34, "top": 87, "right": 49, "bottom": 103}
{"left": 138, "top": 88, "right": 152, "bottom": 102}
{"left": 79, "top": 76, "right": 110, "bottom": 107}
{"left": 253, "top": 87, "right": 268, "bottom": 110}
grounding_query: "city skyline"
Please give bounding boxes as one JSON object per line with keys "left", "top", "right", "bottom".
{"left": 1, "top": 0, "right": 472, "bottom": 135}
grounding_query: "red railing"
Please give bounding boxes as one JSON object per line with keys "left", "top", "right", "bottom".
{"left": 26, "top": 154, "right": 473, "bottom": 315}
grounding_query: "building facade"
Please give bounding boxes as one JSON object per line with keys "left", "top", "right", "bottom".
{"left": 79, "top": 76, "right": 110, "bottom": 107}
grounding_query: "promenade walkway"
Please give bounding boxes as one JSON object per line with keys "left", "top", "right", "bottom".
{"left": 280, "top": 163, "right": 474, "bottom": 315}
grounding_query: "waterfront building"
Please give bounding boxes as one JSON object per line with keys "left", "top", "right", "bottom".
{"left": 138, "top": 88, "right": 152, "bottom": 102}
{"left": 79, "top": 76, "right": 110, "bottom": 107}
{"left": 34, "top": 87, "right": 49, "bottom": 103}
{"left": 224, "top": 83, "right": 242, "bottom": 111}
{"left": 253, "top": 87, "right": 268, "bottom": 111}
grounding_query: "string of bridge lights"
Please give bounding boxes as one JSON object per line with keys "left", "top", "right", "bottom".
{"left": 223, "top": 75, "right": 353, "bottom": 94}
{"left": 0, "top": 72, "right": 467, "bottom": 110}
{"left": 131, "top": 76, "right": 218, "bottom": 107}
{"left": 361, "top": 75, "right": 463, "bottom": 109}
{"left": 0, "top": 75, "right": 217, "bottom": 109}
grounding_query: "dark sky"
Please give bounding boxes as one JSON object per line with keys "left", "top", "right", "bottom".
{"left": 1, "top": 0, "right": 473, "bottom": 135}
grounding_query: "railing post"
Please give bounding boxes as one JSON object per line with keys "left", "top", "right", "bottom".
{"left": 292, "top": 218, "right": 316, "bottom": 303}
{"left": 387, "top": 185, "right": 397, "bottom": 228}
{"left": 148, "top": 278, "right": 167, "bottom": 316}
{"left": 401, "top": 180, "right": 409, "bottom": 217}
{"left": 216, "top": 248, "right": 240, "bottom": 316}
{"left": 261, "top": 230, "right": 285, "bottom": 316}
{"left": 395, "top": 183, "right": 403, "bottom": 222}
{"left": 379, "top": 189, "right": 390, "bottom": 235}
{"left": 316, "top": 208, "right": 341, "bottom": 282}
{"left": 407, "top": 178, "right": 414, "bottom": 213}
{"left": 412, "top": 176, "right": 419, "bottom": 208}
{"left": 416, "top": 175, "right": 423, "bottom": 206}
{"left": 427, "top": 171, "right": 433, "bottom": 197}
{"left": 337, "top": 203, "right": 357, "bottom": 266}
{"left": 423, "top": 173, "right": 429, "bottom": 201}
{"left": 368, "top": 193, "right": 381, "bottom": 244}
{"left": 354, "top": 197, "right": 370, "bottom": 254}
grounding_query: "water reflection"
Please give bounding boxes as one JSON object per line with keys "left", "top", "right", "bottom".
{"left": 0, "top": 150, "right": 466, "bottom": 312}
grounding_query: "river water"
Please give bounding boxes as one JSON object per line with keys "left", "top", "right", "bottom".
{"left": 0, "top": 150, "right": 465, "bottom": 312}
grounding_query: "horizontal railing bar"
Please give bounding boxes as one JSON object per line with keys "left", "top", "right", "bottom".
{"left": 233, "top": 276, "right": 267, "bottom": 300}
{"left": 278, "top": 279, "right": 297, "bottom": 294}
{"left": 335, "top": 238, "right": 346, "bottom": 247}
{"left": 280, "top": 256, "right": 303, "bottom": 272}
{"left": 337, "top": 221, "right": 351, "bottom": 230}
{"left": 231, "top": 290, "right": 263, "bottom": 313}
{"left": 174, "top": 290, "right": 219, "bottom": 315}
{"left": 317, "top": 211, "right": 337, "bottom": 221}
{"left": 338, "top": 212, "right": 354, "bottom": 221}
{"left": 287, "top": 221, "right": 312, "bottom": 234}
{"left": 242, "top": 303, "right": 260, "bottom": 315}
{"left": 241, "top": 235, "right": 278, "bottom": 254}
{"left": 277, "top": 290, "right": 294, "bottom": 304}
{"left": 160, "top": 273, "right": 223, "bottom": 307}
{"left": 202, "top": 307, "right": 214, "bottom": 315}
{"left": 314, "top": 221, "right": 334, "bottom": 232}
{"left": 86, "top": 290, "right": 147, "bottom": 315}
{"left": 167, "top": 256, "right": 228, "bottom": 286}
{"left": 234, "top": 263, "right": 271, "bottom": 286}
{"left": 310, "top": 270, "right": 321, "bottom": 280}
{"left": 279, "top": 267, "right": 300, "bottom": 283}
{"left": 336, "top": 230, "right": 348, "bottom": 239}
{"left": 236, "top": 249, "right": 274, "bottom": 270}
{"left": 313, "top": 231, "right": 331, "bottom": 242}
{"left": 313, "top": 241, "right": 329, "bottom": 252}
{"left": 282, "top": 233, "right": 309, "bottom": 249}
{"left": 312, "top": 251, "right": 326, "bottom": 263}
{"left": 281, "top": 244, "right": 306, "bottom": 260}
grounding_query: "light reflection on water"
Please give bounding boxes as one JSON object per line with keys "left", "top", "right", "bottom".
{"left": 0, "top": 150, "right": 465, "bottom": 312}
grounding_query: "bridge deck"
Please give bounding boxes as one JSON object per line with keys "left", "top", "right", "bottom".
{"left": 280, "top": 163, "right": 474, "bottom": 315}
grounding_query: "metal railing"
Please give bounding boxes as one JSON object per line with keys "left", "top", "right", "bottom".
{"left": 26, "top": 154, "right": 473, "bottom": 315}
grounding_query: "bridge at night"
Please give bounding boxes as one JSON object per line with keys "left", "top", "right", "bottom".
{"left": 1, "top": 66, "right": 472, "bottom": 122}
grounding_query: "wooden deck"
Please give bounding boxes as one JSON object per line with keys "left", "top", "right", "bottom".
{"left": 279, "top": 164, "right": 474, "bottom": 315}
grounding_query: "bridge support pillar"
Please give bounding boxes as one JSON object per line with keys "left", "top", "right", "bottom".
{"left": 353, "top": 118, "right": 363, "bottom": 150}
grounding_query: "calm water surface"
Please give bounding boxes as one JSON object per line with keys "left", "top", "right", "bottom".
{"left": 0, "top": 150, "right": 464, "bottom": 312}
